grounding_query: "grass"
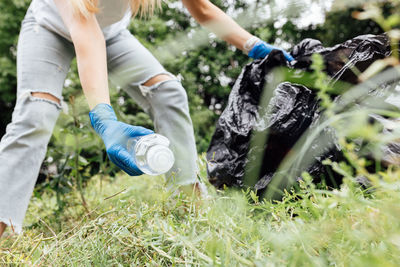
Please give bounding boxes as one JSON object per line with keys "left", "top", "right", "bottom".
{"left": 1, "top": 158, "right": 400, "bottom": 266}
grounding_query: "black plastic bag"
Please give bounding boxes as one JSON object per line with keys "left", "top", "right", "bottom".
{"left": 207, "top": 34, "right": 398, "bottom": 191}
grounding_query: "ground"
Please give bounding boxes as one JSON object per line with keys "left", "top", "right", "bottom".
{"left": 1, "top": 159, "right": 400, "bottom": 266}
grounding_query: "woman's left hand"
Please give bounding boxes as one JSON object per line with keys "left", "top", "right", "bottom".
{"left": 249, "top": 40, "right": 294, "bottom": 62}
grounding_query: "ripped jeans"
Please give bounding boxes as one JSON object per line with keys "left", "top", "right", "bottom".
{"left": 0, "top": 9, "right": 198, "bottom": 233}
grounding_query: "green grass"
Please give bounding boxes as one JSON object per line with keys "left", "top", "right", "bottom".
{"left": 1, "top": 160, "right": 400, "bottom": 266}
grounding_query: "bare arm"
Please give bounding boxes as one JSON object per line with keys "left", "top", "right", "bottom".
{"left": 54, "top": 0, "right": 109, "bottom": 109}
{"left": 182, "top": 0, "right": 253, "bottom": 52}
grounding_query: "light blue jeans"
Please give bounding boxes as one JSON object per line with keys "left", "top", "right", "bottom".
{"left": 0, "top": 8, "right": 198, "bottom": 233}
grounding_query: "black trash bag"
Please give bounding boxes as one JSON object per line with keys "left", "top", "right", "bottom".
{"left": 207, "top": 51, "right": 291, "bottom": 188}
{"left": 292, "top": 34, "right": 391, "bottom": 84}
{"left": 207, "top": 34, "right": 399, "bottom": 191}
{"left": 249, "top": 83, "right": 344, "bottom": 192}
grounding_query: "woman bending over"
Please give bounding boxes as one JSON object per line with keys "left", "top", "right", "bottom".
{"left": 0, "top": 0, "right": 293, "bottom": 236}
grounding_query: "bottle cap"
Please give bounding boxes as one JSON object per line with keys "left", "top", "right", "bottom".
{"left": 146, "top": 145, "right": 175, "bottom": 174}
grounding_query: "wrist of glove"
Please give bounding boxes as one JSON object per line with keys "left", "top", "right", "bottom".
{"left": 89, "top": 103, "right": 153, "bottom": 176}
{"left": 246, "top": 37, "right": 294, "bottom": 62}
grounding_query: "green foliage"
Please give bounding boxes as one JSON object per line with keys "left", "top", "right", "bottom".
{"left": 284, "top": 8, "right": 382, "bottom": 47}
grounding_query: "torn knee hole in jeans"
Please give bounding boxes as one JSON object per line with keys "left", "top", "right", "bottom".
{"left": 139, "top": 73, "right": 179, "bottom": 96}
{"left": 21, "top": 91, "right": 63, "bottom": 110}
{"left": 31, "top": 92, "right": 60, "bottom": 104}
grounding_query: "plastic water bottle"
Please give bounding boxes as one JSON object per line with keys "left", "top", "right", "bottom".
{"left": 127, "top": 133, "right": 175, "bottom": 175}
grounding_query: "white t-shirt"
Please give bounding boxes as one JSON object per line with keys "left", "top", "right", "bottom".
{"left": 30, "top": 0, "right": 132, "bottom": 41}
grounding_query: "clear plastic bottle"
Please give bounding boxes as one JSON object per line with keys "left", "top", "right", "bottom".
{"left": 127, "top": 133, "right": 175, "bottom": 175}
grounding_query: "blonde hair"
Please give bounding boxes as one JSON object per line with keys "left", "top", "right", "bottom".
{"left": 71, "top": 0, "right": 162, "bottom": 18}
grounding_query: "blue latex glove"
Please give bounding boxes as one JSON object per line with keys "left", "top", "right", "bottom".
{"left": 249, "top": 41, "right": 294, "bottom": 62}
{"left": 89, "top": 103, "right": 154, "bottom": 176}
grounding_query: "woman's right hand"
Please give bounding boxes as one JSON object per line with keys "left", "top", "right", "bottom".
{"left": 89, "top": 103, "right": 154, "bottom": 176}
